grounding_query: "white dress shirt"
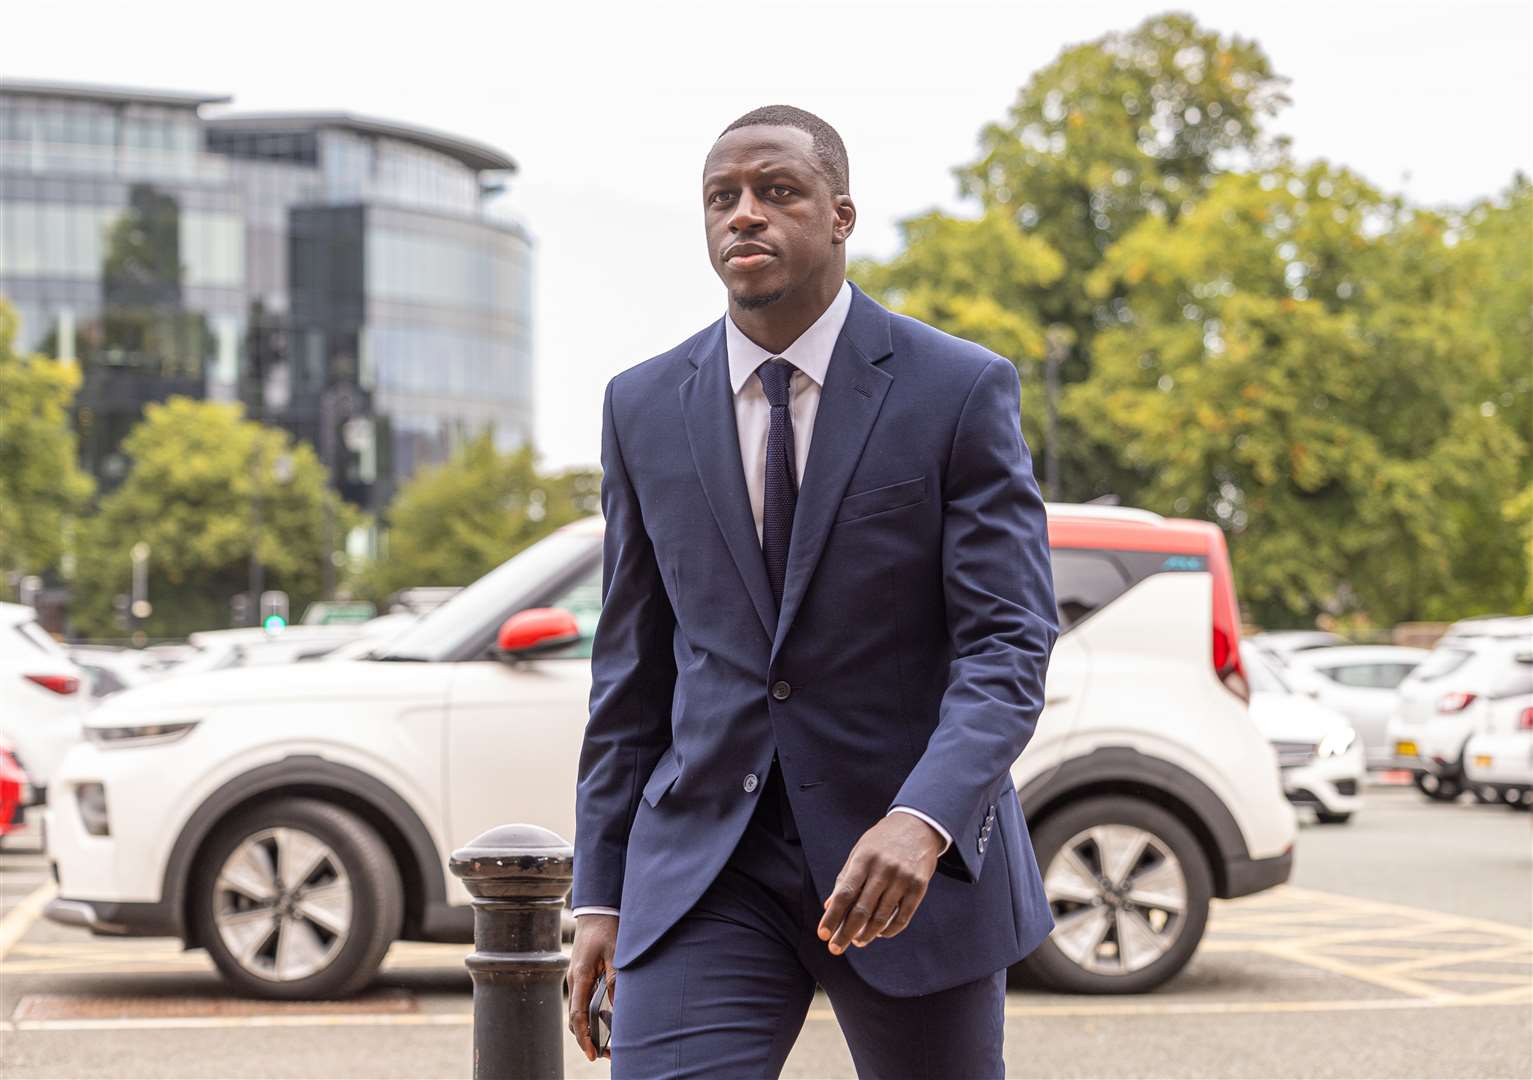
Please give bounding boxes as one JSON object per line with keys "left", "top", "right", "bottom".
{"left": 573, "top": 282, "right": 949, "bottom": 919}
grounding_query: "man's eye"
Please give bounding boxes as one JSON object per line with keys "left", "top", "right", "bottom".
{"left": 767, "top": 186, "right": 794, "bottom": 199}
{"left": 710, "top": 191, "right": 735, "bottom": 205}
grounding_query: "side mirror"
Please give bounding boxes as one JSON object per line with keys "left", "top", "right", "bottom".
{"left": 496, "top": 607, "right": 581, "bottom": 660}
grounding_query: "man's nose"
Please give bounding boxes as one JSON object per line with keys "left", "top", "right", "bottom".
{"left": 729, "top": 190, "right": 767, "bottom": 232}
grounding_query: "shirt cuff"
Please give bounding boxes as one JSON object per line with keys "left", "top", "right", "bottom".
{"left": 888, "top": 806, "right": 952, "bottom": 853}
{"left": 571, "top": 906, "right": 620, "bottom": 918}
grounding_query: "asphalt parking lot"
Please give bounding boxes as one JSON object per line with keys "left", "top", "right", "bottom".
{"left": 1, "top": 782, "right": 1528, "bottom": 1080}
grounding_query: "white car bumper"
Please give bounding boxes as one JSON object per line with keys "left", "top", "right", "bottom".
{"left": 1281, "top": 741, "right": 1366, "bottom": 816}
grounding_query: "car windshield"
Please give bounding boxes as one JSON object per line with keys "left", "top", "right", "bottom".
{"left": 378, "top": 526, "right": 603, "bottom": 662}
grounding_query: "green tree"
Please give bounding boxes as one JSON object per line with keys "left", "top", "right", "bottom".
{"left": 355, "top": 434, "right": 599, "bottom": 602}
{"left": 1074, "top": 161, "right": 1527, "bottom": 625}
{"left": 0, "top": 299, "right": 95, "bottom": 596}
{"left": 855, "top": 11, "right": 1289, "bottom": 501}
{"left": 72, "top": 397, "right": 361, "bottom": 637}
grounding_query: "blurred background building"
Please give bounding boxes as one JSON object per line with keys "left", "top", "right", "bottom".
{"left": 0, "top": 77, "right": 534, "bottom": 517}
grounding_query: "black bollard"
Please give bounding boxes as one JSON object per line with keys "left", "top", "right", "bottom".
{"left": 449, "top": 824, "right": 574, "bottom": 1080}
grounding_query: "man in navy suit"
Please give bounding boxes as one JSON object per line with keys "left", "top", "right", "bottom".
{"left": 568, "top": 105, "right": 1059, "bottom": 1078}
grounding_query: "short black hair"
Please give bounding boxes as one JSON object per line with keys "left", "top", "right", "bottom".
{"left": 717, "top": 105, "right": 849, "bottom": 195}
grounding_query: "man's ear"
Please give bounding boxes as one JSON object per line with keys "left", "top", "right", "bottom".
{"left": 831, "top": 195, "right": 856, "bottom": 246}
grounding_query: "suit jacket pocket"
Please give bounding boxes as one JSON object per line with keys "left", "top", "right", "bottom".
{"left": 641, "top": 747, "right": 681, "bottom": 807}
{"left": 835, "top": 475, "right": 927, "bottom": 524}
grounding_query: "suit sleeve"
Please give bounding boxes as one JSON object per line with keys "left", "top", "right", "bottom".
{"left": 890, "top": 355, "right": 1059, "bottom": 882}
{"left": 571, "top": 378, "right": 678, "bottom": 910}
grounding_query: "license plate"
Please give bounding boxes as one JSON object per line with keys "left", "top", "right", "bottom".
{"left": 1395, "top": 740, "right": 1419, "bottom": 757}
{"left": 1473, "top": 755, "right": 1493, "bottom": 769}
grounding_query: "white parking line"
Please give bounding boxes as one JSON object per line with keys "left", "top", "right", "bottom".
{"left": 0, "top": 881, "right": 56, "bottom": 961}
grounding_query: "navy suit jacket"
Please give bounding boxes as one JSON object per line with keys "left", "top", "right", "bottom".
{"left": 573, "top": 282, "right": 1059, "bottom": 997}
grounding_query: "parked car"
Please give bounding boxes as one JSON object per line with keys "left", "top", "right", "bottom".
{"left": 45, "top": 508, "right": 1294, "bottom": 999}
{"left": 1462, "top": 663, "right": 1533, "bottom": 810}
{"left": 164, "top": 626, "right": 366, "bottom": 678}
{"left": 1285, "top": 646, "right": 1428, "bottom": 770}
{"left": 1249, "top": 630, "right": 1349, "bottom": 659}
{"left": 1241, "top": 644, "right": 1365, "bottom": 824}
{"left": 0, "top": 602, "right": 90, "bottom": 800}
{"left": 68, "top": 645, "right": 160, "bottom": 700}
{"left": 0, "top": 736, "right": 33, "bottom": 842}
{"left": 1389, "top": 617, "right": 1533, "bottom": 802}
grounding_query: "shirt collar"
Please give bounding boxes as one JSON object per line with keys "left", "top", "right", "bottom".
{"left": 725, "top": 279, "right": 853, "bottom": 395}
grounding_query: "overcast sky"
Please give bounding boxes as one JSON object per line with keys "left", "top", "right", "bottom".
{"left": 10, "top": 1, "right": 1530, "bottom": 470}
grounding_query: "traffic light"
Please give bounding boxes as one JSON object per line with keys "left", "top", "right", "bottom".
{"left": 260, "top": 590, "right": 289, "bottom": 633}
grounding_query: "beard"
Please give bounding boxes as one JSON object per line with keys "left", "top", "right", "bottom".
{"left": 731, "top": 287, "right": 785, "bottom": 311}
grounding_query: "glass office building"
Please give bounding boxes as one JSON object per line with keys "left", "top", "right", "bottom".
{"left": 0, "top": 78, "right": 533, "bottom": 513}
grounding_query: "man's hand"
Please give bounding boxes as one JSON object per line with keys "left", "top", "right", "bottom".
{"left": 817, "top": 814, "right": 944, "bottom": 955}
{"left": 567, "top": 914, "right": 618, "bottom": 1061}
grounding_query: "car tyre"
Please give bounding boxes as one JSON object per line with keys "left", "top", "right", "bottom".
{"left": 1015, "top": 795, "right": 1212, "bottom": 995}
{"left": 192, "top": 797, "right": 403, "bottom": 1000}
{"left": 1414, "top": 771, "right": 1463, "bottom": 802}
{"left": 1314, "top": 810, "right": 1353, "bottom": 825}
{"left": 1471, "top": 784, "right": 1500, "bottom": 805}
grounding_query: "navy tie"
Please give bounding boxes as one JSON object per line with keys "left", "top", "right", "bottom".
{"left": 756, "top": 358, "right": 799, "bottom": 612}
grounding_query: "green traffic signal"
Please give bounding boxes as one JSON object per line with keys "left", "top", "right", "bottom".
{"left": 262, "top": 614, "right": 287, "bottom": 633}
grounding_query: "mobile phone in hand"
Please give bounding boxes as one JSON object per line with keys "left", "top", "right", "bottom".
{"left": 587, "top": 973, "right": 612, "bottom": 1057}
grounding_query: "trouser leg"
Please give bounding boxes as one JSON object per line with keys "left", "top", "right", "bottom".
{"left": 610, "top": 761, "right": 816, "bottom": 1079}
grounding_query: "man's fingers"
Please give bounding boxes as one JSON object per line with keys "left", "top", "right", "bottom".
{"left": 830, "top": 876, "right": 889, "bottom": 954}
{"left": 878, "top": 882, "right": 926, "bottom": 939}
{"left": 817, "top": 866, "right": 865, "bottom": 943}
{"left": 567, "top": 964, "right": 596, "bottom": 1061}
{"left": 857, "top": 892, "right": 901, "bottom": 947}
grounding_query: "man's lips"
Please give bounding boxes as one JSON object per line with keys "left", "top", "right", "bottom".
{"left": 723, "top": 243, "right": 776, "bottom": 268}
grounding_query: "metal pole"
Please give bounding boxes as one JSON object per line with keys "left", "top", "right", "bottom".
{"left": 449, "top": 824, "right": 573, "bottom": 1080}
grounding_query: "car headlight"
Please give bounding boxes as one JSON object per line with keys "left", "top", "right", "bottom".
{"left": 1318, "top": 727, "right": 1358, "bottom": 758}
{"left": 85, "top": 720, "right": 200, "bottom": 748}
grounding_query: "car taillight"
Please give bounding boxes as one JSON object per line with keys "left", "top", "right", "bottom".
{"left": 1519, "top": 708, "right": 1533, "bottom": 731}
{"left": 1206, "top": 530, "right": 1249, "bottom": 703}
{"left": 1436, "top": 691, "right": 1477, "bottom": 713}
{"left": 23, "top": 674, "right": 79, "bottom": 695}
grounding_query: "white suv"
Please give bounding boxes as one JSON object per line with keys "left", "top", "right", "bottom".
{"left": 45, "top": 508, "right": 1294, "bottom": 999}
{"left": 1390, "top": 617, "right": 1533, "bottom": 802}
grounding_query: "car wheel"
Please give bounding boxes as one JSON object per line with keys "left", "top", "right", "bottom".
{"left": 1471, "top": 784, "right": 1500, "bottom": 805}
{"left": 1414, "top": 771, "right": 1463, "bottom": 802}
{"left": 192, "top": 797, "right": 403, "bottom": 1000}
{"left": 1314, "top": 810, "right": 1353, "bottom": 825}
{"left": 1014, "top": 796, "right": 1212, "bottom": 995}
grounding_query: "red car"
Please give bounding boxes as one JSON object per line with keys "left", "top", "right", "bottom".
{"left": 0, "top": 737, "right": 31, "bottom": 840}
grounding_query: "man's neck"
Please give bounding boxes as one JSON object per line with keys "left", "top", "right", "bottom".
{"left": 728, "top": 274, "right": 845, "bottom": 356}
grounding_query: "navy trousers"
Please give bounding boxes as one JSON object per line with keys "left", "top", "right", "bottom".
{"left": 610, "top": 761, "right": 1007, "bottom": 1079}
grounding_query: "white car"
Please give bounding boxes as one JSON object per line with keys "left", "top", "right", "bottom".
{"left": 1285, "top": 646, "right": 1427, "bottom": 770}
{"left": 1462, "top": 659, "right": 1533, "bottom": 809}
{"left": 1242, "top": 644, "right": 1365, "bottom": 824}
{"left": 1390, "top": 618, "right": 1533, "bottom": 802}
{"left": 0, "top": 602, "right": 90, "bottom": 799}
{"left": 164, "top": 626, "right": 366, "bottom": 678}
{"left": 45, "top": 509, "right": 1295, "bottom": 999}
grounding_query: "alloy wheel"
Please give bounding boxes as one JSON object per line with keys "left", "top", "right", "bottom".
{"left": 1043, "top": 824, "right": 1188, "bottom": 975}
{"left": 212, "top": 827, "right": 354, "bottom": 982}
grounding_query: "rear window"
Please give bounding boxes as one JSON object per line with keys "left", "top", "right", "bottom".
{"left": 1050, "top": 547, "right": 1208, "bottom": 633}
{"left": 1413, "top": 648, "right": 1473, "bottom": 682}
{"left": 14, "top": 619, "right": 66, "bottom": 658}
{"left": 1491, "top": 661, "right": 1533, "bottom": 699}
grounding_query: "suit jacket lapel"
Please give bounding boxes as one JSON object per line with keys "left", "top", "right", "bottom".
{"left": 771, "top": 284, "right": 895, "bottom": 663}
{"left": 679, "top": 321, "right": 778, "bottom": 645}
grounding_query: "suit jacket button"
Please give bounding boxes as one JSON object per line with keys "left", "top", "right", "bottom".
{"left": 743, "top": 773, "right": 759, "bottom": 793}
{"left": 771, "top": 681, "right": 792, "bottom": 701}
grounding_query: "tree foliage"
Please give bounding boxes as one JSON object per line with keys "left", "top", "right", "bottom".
{"left": 71, "top": 397, "right": 361, "bottom": 638}
{"left": 1077, "top": 162, "right": 1526, "bottom": 624}
{"left": 353, "top": 433, "right": 600, "bottom": 602}
{"left": 0, "top": 299, "right": 94, "bottom": 595}
{"left": 854, "top": 12, "right": 1530, "bottom": 626}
